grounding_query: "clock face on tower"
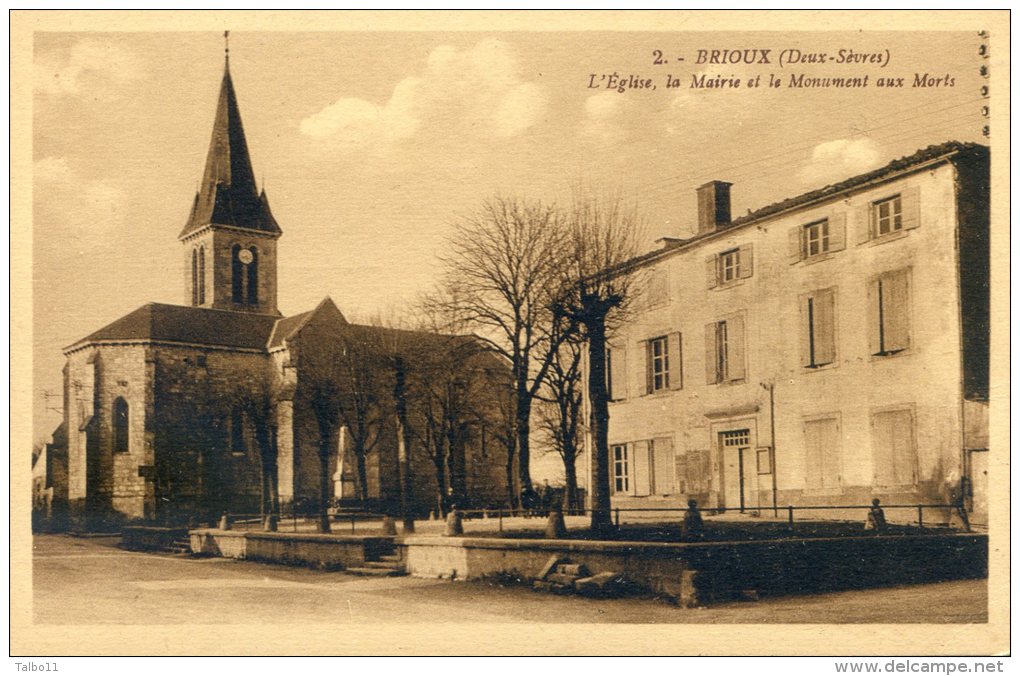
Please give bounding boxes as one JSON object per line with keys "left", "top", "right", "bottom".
{"left": 238, "top": 249, "right": 254, "bottom": 265}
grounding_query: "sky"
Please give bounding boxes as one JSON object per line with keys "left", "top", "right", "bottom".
{"left": 31, "top": 29, "right": 986, "bottom": 480}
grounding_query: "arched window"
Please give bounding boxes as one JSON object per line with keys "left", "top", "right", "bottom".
{"left": 231, "top": 244, "right": 243, "bottom": 303}
{"left": 197, "top": 246, "right": 206, "bottom": 305}
{"left": 190, "top": 249, "right": 197, "bottom": 305}
{"left": 246, "top": 247, "right": 259, "bottom": 305}
{"left": 113, "top": 398, "right": 129, "bottom": 453}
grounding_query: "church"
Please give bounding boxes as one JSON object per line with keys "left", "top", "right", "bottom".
{"left": 44, "top": 49, "right": 508, "bottom": 531}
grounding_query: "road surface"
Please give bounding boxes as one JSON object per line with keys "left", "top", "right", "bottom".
{"left": 32, "top": 534, "right": 987, "bottom": 625}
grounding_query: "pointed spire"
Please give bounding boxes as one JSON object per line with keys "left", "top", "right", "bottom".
{"left": 179, "top": 34, "right": 280, "bottom": 239}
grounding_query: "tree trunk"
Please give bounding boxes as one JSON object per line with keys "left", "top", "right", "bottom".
{"left": 317, "top": 435, "right": 332, "bottom": 533}
{"left": 504, "top": 442, "right": 518, "bottom": 509}
{"left": 354, "top": 436, "right": 369, "bottom": 503}
{"left": 432, "top": 449, "right": 448, "bottom": 517}
{"left": 253, "top": 417, "right": 274, "bottom": 517}
{"left": 516, "top": 391, "right": 533, "bottom": 495}
{"left": 585, "top": 314, "right": 614, "bottom": 535}
{"left": 563, "top": 448, "right": 579, "bottom": 512}
{"left": 393, "top": 358, "right": 415, "bottom": 533}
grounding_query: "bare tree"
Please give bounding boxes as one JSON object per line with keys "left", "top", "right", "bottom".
{"left": 308, "top": 378, "right": 340, "bottom": 533}
{"left": 553, "top": 193, "right": 643, "bottom": 535}
{"left": 536, "top": 325, "right": 584, "bottom": 512}
{"left": 437, "top": 196, "right": 570, "bottom": 502}
{"left": 335, "top": 327, "right": 388, "bottom": 503}
{"left": 224, "top": 368, "right": 283, "bottom": 530}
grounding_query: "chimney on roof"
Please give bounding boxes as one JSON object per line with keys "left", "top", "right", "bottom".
{"left": 697, "top": 180, "right": 732, "bottom": 234}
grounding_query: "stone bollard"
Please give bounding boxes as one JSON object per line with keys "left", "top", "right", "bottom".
{"left": 545, "top": 508, "right": 567, "bottom": 539}
{"left": 263, "top": 513, "right": 278, "bottom": 532}
{"left": 445, "top": 510, "right": 464, "bottom": 536}
{"left": 381, "top": 516, "right": 398, "bottom": 536}
{"left": 218, "top": 512, "right": 232, "bottom": 531}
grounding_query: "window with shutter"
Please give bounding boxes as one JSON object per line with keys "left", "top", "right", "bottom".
{"left": 866, "top": 186, "right": 920, "bottom": 242}
{"left": 719, "top": 249, "right": 740, "bottom": 284}
{"left": 872, "top": 408, "right": 916, "bottom": 486}
{"left": 803, "top": 288, "right": 836, "bottom": 368}
{"left": 870, "top": 269, "right": 911, "bottom": 356}
{"left": 612, "top": 444, "right": 630, "bottom": 494}
{"left": 706, "top": 317, "right": 745, "bottom": 383}
{"left": 647, "top": 336, "right": 670, "bottom": 392}
{"left": 804, "top": 219, "right": 830, "bottom": 257}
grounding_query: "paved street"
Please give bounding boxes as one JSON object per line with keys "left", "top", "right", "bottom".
{"left": 33, "top": 534, "right": 987, "bottom": 624}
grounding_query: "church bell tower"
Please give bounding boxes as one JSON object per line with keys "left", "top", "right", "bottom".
{"left": 178, "top": 34, "right": 282, "bottom": 316}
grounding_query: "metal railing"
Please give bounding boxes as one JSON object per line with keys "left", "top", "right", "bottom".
{"left": 604, "top": 502, "right": 965, "bottom": 529}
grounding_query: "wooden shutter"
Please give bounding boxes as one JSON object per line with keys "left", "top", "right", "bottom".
{"left": 705, "top": 255, "right": 718, "bottom": 289}
{"left": 633, "top": 440, "right": 651, "bottom": 496}
{"left": 669, "top": 332, "right": 683, "bottom": 390}
{"left": 883, "top": 270, "right": 911, "bottom": 352}
{"left": 686, "top": 449, "right": 710, "bottom": 495}
{"left": 900, "top": 186, "right": 921, "bottom": 230}
{"left": 873, "top": 409, "right": 915, "bottom": 486}
{"left": 738, "top": 244, "right": 754, "bottom": 278}
{"left": 727, "top": 314, "right": 746, "bottom": 381}
{"left": 854, "top": 203, "right": 872, "bottom": 245}
{"left": 804, "top": 419, "right": 824, "bottom": 489}
{"left": 652, "top": 437, "right": 675, "bottom": 494}
{"left": 867, "top": 278, "right": 883, "bottom": 355}
{"left": 821, "top": 417, "right": 842, "bottom": 488}
{"left": 704, "top": 322, "right": 718, "bottom": 384}
{"left": 800, "top": 295, "right": 813, "bottom": 368}
{"left": 642, "top": 340, "right": 653, "bottom": 394}
{"left": 828, "top": 212, "right": 847, "bottom": 252}
{"left": 814, "top": 289, "right": 836, "bottom": 365}
{"left": 872, "top": 412, "right": 895, "bottom": 485}
{"left": 608, "top": 343, "right": 628, "bottom": 401}
{"left": 674, "top": 453, "right": 687, "bottom": 494}
{"left": 890, "top": 410, "right": 916, "bottom": 484}
{"left": 787, "top": 227, "right": 803, "bottom": 263}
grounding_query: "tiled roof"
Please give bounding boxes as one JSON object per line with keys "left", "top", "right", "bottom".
{"left": 626, "top": 140, "right": 988, "bottom": 269}
{"left": 179, "top": 64, "right": 280, "bottom": 239}
{"left": 267, "top": 310, "right": 314, "bottom": 349}
{"left": 67, "top": 303, "right": 281, "bottom": 352}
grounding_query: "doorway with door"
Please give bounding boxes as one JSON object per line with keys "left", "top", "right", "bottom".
{"left": 720, "top": 429, "right": 756, "bottom": 512}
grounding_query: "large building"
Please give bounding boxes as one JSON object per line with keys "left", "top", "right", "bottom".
{"left": 592, "top": 142, "right": 989, "bottom": 525}
{"left": 45, "top": 53, "right": 508, "bottom": 530}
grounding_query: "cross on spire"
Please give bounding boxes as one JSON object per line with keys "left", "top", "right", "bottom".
{"left": 224, "top": 30, "right": 230, "bottom": 67}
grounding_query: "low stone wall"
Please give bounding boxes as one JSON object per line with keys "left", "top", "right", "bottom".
{"left": 399, "top": 533, "right": 987, "bottom": 605}
{"left": 120, "top": 526, "right": 189, "bottom": 552}
{"left": 189, "top": 529, "right": 394, "bottom": 570}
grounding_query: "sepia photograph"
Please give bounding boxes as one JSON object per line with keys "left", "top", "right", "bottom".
{"left": 10, "top": 9, "right": 1009, "bottom": 660}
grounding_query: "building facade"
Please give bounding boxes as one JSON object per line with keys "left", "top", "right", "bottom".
{"left": 592, "top": 142, "right": 989, "bottom": 525}
{"left": 46, "top": 55, "right": 507, "bottom": 530}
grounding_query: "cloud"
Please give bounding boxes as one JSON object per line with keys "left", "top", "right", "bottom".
{"left": 797, "top": 138, "right": 884, "bottom": 186}
{"left": 299, "top": 38, "right": 547, "bottom": 146}
{"left": 35, "top": 39, "right": 145, "bottom": 97}
{"left": 35, "top": 157, "right": 127, "bottom": 242}
{"left": 581, "top": 91, "right": 629, "bottom": 140}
